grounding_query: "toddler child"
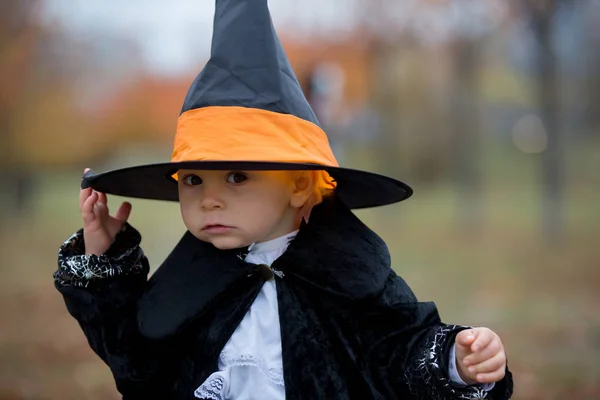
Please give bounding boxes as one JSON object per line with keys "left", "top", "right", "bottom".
{"left": 54, "top": 0, "right": 513, "bottom": 399}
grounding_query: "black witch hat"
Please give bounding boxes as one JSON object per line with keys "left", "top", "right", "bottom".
{"left": 82, "top": 0, "right": 412, "bottom": 209}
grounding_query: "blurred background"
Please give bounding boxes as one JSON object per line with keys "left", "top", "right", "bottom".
{"left": 0, "top": 0, "right": 599, "bottom": 398}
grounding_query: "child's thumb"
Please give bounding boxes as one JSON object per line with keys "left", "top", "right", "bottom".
{"left": 455, "top": 329, "right": 476, "bottom": 349}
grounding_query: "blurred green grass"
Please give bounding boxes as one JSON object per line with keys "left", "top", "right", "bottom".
{"left": 0, "top": 137, "right": 598, "bottom": 399}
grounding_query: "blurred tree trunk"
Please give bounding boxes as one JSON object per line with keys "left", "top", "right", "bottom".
{"left": 366, "top": 35, "right": 452, "bottom": 186}
{"left": 526, "top": 0, "right": 563, "bottom": 245}
{"left": 366, "top": 38, "right": 401, "bottom": 176}
{"left": 450, "top": 38, "right": 482, "bottom": 234}
{"left": 584, "top": 2, "right": 600, "bottom": 133}
{"left": 359, "top": 0, "right": 407, "bottom": 180}
{"left": 0, "top": 0, "right": 39, "bottom": 219}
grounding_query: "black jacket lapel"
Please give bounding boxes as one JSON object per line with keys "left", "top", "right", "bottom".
{"left": 277, "top": 197, "right": 391, "bottom": 299}
{"left": 137, "top": 231, "right": 256, "bottom": 341}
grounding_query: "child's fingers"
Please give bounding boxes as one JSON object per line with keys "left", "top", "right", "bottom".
{"left": 97, "top": 192, "right": 108, "bottom": 207}
{"left": 93, "top": 192, "right": 110, "bottom": 221}
{"left": 473, "top": 358, "right": 506, "bottom": 384}
{"left": 79, "top": 187, "right": 92, "bottom": 211}
{"left": 93, "top": 199, "right": 110, "bottom": 225}
{"left": 114, "top": 202, "right": 132, "bottom": 223}
{"left": 455, "top": 329, "right": 477, "bottom": 348}
{"left": 79, "top": 168, "right": 92, "bottom": 210}
{"left": 82, "top": 191, "right": 99, "bottom": 225}
{"left": 467, "top": 351, "right": 506, "bottom": 378}
{"left": 474, "top": 369, "right": 505, "bottom": 384}
{"left": 462, "top": 338, "right": 502, "bottom": 366}
{"left": 471, "top": 328, "right": 493, "bottom": 352}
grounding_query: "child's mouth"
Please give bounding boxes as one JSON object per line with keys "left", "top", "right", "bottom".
{"left": 202, "top": 224, "right": 232, "bottom": 234}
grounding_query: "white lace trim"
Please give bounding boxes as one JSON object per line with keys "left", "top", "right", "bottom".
{"left": 194, "top": 372, "right": 226, "bottom": 400}
{"left": 194, "top": 354, "right": 284, "bottom": 399}
{"left": 219, "top": 349, "right": 284, "bottom": 386}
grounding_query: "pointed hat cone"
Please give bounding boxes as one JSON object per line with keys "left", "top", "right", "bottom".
{"left": 182, "top": 0, "right": 319, "bottom": 123}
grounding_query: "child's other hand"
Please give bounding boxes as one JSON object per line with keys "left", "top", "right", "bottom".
{"left": 80, "top": 168, "right": 132, "bottom": 255}
{"left": 455, "top": 327, "right": 506, "bottom": 385}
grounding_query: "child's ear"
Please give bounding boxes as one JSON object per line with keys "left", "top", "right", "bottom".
{"left": 289, "top": 171, "right": 315, "bottom": 209}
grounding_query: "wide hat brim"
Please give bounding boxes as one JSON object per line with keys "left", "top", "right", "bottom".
{"left": 81, "top": 161, "right": 412, "bottom": 209}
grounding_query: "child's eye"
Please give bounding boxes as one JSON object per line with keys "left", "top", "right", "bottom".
{"left": 226, "top": 172, "right": 248, "bottom": 184}
{"left": 182, "top": 174, "right": 203, "bottom": 186}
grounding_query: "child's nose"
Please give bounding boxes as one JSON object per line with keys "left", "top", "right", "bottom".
{"left": 200, "top": 183, "right": 225, "bottom": 210}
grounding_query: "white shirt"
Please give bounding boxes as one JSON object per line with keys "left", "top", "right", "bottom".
{"left": 194, "top": 231, "right": 295, "bottom": 400}
{"left": 194, "top": 231, "right": 490, "bottom": 399}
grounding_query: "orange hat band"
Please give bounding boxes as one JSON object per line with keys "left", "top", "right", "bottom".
{"left": 171, "top": 106, "right": 339, "bottom": 190}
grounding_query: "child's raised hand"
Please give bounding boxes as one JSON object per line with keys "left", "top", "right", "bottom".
{"left": 455, "top": 327, "right": 506, "bottom": 385}
{"left": 80, "top": 168, "right": 132, "bottom": 255}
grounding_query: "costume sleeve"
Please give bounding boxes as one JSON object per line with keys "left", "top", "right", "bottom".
{"left": 54, "top": 224, "right": 166, "bottom": 398}
{"left": 371, "top": 273, "right": 514, "bottom": 400}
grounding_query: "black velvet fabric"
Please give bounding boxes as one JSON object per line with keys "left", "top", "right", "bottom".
{"left": 55, "top": 197, "right": 513, "bottom": 399}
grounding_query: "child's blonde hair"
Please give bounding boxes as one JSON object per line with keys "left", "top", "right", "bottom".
{"left": 299, "top": 170, "right": 336, "bottom": 222}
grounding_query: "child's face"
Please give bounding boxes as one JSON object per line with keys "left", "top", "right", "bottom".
{"left": 178, "top": 169, "right": 310, "bottom": 249}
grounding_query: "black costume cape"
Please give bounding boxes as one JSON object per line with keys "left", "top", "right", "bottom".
{"left": 55, "top": 198, "right": 513, "bottom": 399}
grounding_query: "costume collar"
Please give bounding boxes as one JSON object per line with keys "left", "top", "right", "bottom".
{"left": 275, "top": 197, "right": 391, "bottom": 300}
{"left": 137, "top": 197, "right": 391, "bottom": 340}
{"left": 248, "top": 230, "right": 298, "bottom": 254}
